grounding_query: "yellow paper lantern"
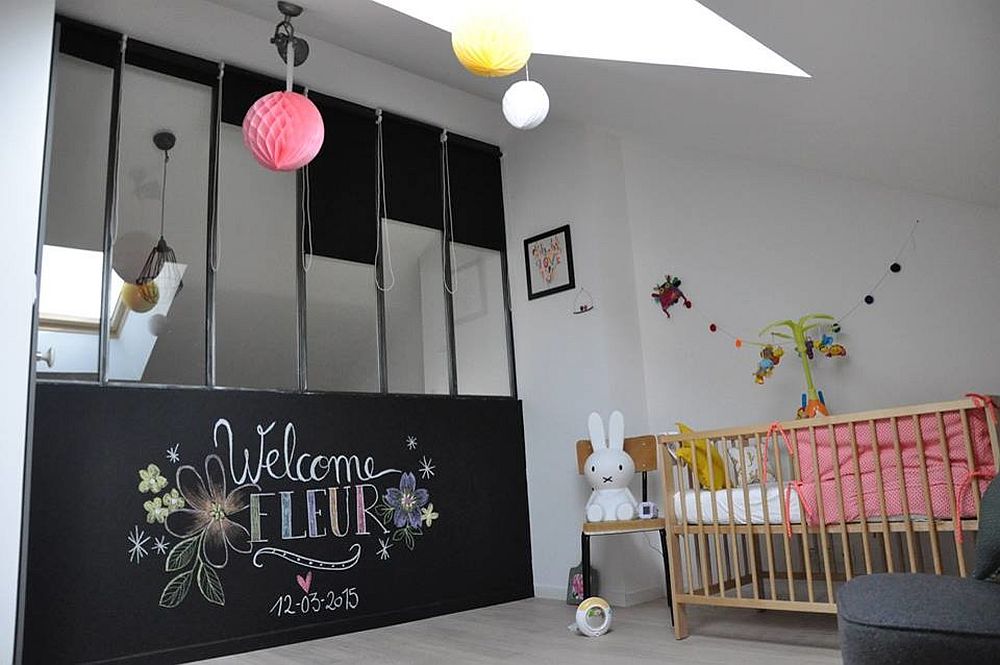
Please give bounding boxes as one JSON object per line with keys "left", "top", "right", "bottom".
{"left": 121, "top": 281, "right": 159, "bottom": 314}
{"left": 451, "top": 10, "right": 531, "bottom": 77}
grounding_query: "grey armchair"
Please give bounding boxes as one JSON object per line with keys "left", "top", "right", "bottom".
{"left": 838, "top": 479, "right": 1000, "bottom": 664}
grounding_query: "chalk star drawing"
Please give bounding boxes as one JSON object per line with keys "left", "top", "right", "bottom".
{"left": 166, "top": 444, "right": 180, "bottom": 464}
{"left": 127, "top": 525, "right": 150, "bottom": 564}
{"left": 418, "top": 455, "right": 435, "bottom": 479}
{"left": 377, "top": 538, "right": 392, "bottom": 561}
{"left": 152, "top": 536, "right": 170, "bottom": 556}
{"left": 406, "top": 436, "right": 418, "bottom": 451}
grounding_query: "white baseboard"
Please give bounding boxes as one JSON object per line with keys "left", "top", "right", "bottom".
{"left": 533, "top": 584, "right": 664, "bottom": 607}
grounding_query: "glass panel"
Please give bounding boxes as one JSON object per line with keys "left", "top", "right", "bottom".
{"left": 215, "top": 123, "right": 298, "bottom": 389}
{"left": 306, "top": 257, "right": 379, "bottom": 392}
{"left": 36, "top": 54, "right": 113, "bottom": 379}
{"left": 383, "top": 220, "right": 449, "bottom": 394}
{"left": 107, "top": 65, "right": 211, "bottom": 384}
{"left": 452, "top": 243, "right": 511, "bottom": 396}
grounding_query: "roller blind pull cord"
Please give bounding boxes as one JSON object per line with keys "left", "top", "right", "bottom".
{"left": 211, "top": 62, "right": 225, "bottom": 273}
{"left": 374, "top": 109, "right": 395, "bottom": 291}
{"left": 300, "top": 84, "right": 314, "bottom": 273}
{"left": 440, "top": 130, "right": 457, "bottom": 296}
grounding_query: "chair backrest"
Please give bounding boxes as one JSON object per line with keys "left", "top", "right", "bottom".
{"left": 576, "top": 435, "right": 658, "bottom": 475}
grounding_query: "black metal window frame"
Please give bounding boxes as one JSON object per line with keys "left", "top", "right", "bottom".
{"left": 37, "top": 15, "right": 518, "bottom": 400}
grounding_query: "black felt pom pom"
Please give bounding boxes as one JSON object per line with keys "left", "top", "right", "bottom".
{"left": 864, "top": 295, "right": 875, "bottom": 305}
{"left": 890, "top": 262, "right": 901, "bottom": 273}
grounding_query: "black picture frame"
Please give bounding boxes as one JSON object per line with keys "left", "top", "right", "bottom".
{"left": 523, "top": 224, "right": 575, "bottom": 300}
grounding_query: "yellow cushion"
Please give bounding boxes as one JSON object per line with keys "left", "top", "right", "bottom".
{"left": 674, "top": 422, "right": 730, "bottom": 490}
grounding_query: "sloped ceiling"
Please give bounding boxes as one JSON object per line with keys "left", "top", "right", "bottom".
{"left": 208, "top": 0, "right": 1000, "bottom": 207}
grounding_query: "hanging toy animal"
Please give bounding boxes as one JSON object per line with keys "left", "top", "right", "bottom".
{"left": 818, "top": 333, "right": 847, "bottom": 357}
{"left": 753, "top": 345, "right": 784, "bottom": 384}
{"left": 651, "top": 275, "right": 692, "bottom": 318}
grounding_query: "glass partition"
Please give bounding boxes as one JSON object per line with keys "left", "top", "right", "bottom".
{"left": 106, "top": 65, "right": 211, "bottom": 384}
{"left": 383, "top": 220, "right": 449, "bottom": 394}
{"left": 452, "top": 243, "right": 511, "bottom": 396}
{"left": 35, "top": 53, "right": 114, "bottom": 379}
{"left": 306, "top": 256, "right": 379, "bottom": 392}
{"left": 215, "top": 123, "right": 298, "bottom": 389}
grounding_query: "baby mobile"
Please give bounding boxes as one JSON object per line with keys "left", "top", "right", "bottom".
{"left": 651, "top": 220, "right": 919, "bottom": 419}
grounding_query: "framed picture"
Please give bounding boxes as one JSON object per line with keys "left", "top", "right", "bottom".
{"left": 523, "top": 224, "right": 575, "bottom": 300}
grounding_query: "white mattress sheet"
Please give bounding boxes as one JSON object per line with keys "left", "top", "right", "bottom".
{"left": 672, "top": 482, "right": 801, "bottom": 525}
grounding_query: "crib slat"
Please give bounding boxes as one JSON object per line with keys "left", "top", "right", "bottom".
{"left": 808, "top": 426, "right": 836, "bottom": 602}
{"left": 867, "top": 419, "right": 895, "bottom": 572}
{"left": 910, "top": 415, "right": 942, "bottom": 574}
{"left": 706, "top": 438, "right": 727, "bottom": 598}
{"left": 847, "top": 422, "right": 873, "bottom": 575}
{"left": 688, "top": 439, "right": 713, "bottom": 595}
{"left": 736, "top": 435, "right": 761, "bottom": 600}
{"left": 959, "top": 409, "right": 982, "bottom": 516}
{"left": 770, "top": 428, "right": 796, "bottom": 602}
{"left": 889, "top": 417, "right": 920, "bottom": 572}
{"left": 755, "top": 432, "right": 778, "bottom": 600}
{"left": 721, "top": 437, "right": 743, "bottom": 599}
{"left": 936, "top": 412, "right": 966, "bottom": 577}
{"left": 675, "top": 444, "right": 695, "bottom": 596}
{"left": 827, "top": 424, "right": 853, "bottom": 581}
{"left": 789, "top": 426, "right": 815, "bottom": 603}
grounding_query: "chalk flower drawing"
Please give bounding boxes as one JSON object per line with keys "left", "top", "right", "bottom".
{"left": 158, "top": 454, "right": 259, "bottom": 608}
{"left": 418, "top": 455, "right": 435, "bottom": 479}
{"left": 127, "top": 525, "right": 150, "bottom": 564}
{"left": 153, "top": 536, "right": 170, "bottom": 555}
{"left": 385, "top": 473, "right": 429, "bottom": 529}
{"left": 377, "top": 538, "right": 392, "bottom": 561}
{"left": 138, "top": 464, "right": 168, "bottom": 494}
{"left": 161, "top": 488, "right": 186, "bottom": 512}
{"left": 144, "top": 496, "right": 170, "bottom": 524}
{"left": 378, "top": 472, "right": 430, "bottom": 551}
{"left": 166, "top": 444, "right": 180, "bottom": 464}
{"left": 420, "top": 504, "right": 439, "bottom": 528}
{"left": 406, "top": 435, "right": 418, "bottom": 450}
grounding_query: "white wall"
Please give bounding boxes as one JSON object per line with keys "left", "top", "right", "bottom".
{"left": 503, "top": 118, "right": 1000, "bottom": 606}
{"left": 0, "top": 3, "right": 55, "bottom": 662}
{"left": 503, "top": 121, "right": 664, "bottom": 606}
{"left": 623, "top": 140, "right": 1000, "bottom": 432}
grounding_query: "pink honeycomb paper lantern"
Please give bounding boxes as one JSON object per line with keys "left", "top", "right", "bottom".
{"left": 242, "top": 90, "right": 324, "bottom": 171}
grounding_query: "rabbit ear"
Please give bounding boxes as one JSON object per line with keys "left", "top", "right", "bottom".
{"left": 588, "top": 412, "right": 606, "bottom": 448}
{"left": 608, "top": 411, "right": 624, "bottom": 450}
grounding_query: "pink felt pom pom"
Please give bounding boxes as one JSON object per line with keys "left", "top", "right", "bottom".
{"left": 241, "top": 91, "right": 324, "bottom": 171}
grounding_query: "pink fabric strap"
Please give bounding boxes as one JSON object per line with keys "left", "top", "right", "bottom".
{"left": 783, "top": 480, "right": 816, "bottom": 539}
{"left": 955, "top": 466, "right": 995, "bottom": 543}
{"left": 966, "top": 393, "right": 998, "bottom": 425}
{"left": 761, "top": 422, "right": 795, "bottom": 486}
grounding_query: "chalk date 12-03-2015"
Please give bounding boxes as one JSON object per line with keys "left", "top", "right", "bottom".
{"left": 270, "top": 587, "right": 360, "bottom": 617}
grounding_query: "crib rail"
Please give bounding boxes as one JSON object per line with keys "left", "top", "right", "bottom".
{"left": 656, "top": 395, "right": 999, "bottom": 639}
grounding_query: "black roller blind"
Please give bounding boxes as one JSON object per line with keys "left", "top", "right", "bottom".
{"left": 446, "top": 135, "right": 504, "bottom": 251}
{"left": 380, "top": 112, "right": 442, "bottom": 230}
{"left": 125, "top": 40, "right": 217, "bottom": 87}
{"left": 306, "top": 93, "right": 377, "bottom": 264}
{"left": 220, "top": 66, "right": 291, "bottom": 126}
{"left": 57, "top": 16, "right": 121, "bottom": 67}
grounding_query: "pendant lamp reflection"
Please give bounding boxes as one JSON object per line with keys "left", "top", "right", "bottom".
{"left": 242, "top": 2, "right": 324, "bottom": 171}
{"left": 126, "top": 130, "right": 182, "bottom": 313}
{"left": 503, "top": 72, "right": 549, "bottom": 130}
{"left": 452, "top": 4, "right": 531, "bottom": 77}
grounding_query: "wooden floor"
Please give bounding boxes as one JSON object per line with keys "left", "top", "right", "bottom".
{"left": 197, "top": 598, "right": 841, "bottom": 664}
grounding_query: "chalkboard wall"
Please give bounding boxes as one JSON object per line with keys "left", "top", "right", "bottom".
{"left": 23, "top": 384, "right": 532, "bottom": 664}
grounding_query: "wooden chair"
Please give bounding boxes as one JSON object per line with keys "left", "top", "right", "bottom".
{"left": 576, "top": 435, "right": 672, "bottom": 622}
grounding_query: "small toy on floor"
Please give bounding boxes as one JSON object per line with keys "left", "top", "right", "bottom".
{"left": 568, "top": 597, "right": 613, "bottom": 637}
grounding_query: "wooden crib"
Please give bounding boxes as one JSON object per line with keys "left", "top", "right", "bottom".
{"left": 656, "top": 396, "right": 999, "bottom": 639}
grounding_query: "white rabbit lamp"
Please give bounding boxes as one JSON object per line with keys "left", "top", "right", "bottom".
{"left": 584, "top": 411, "right": 639, "bottom": 522}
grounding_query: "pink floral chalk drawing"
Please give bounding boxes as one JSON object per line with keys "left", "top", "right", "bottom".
{"left": 158, "top": 454, "right": 259, "bottom": 608}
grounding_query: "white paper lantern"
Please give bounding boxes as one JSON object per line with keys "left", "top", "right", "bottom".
{"left": 502, "top": 79, "right": 549, "bottom": 130}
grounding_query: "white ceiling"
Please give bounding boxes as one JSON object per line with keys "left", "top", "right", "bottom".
{"left": 208, "top": 0, "right": 1000, "bottom": 208}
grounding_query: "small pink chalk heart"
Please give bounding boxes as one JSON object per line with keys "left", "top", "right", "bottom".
{"left": 296, "top": 571, "right": 312, "bottom": 594}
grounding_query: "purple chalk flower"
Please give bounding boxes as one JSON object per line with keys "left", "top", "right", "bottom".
{"left": 384, "top": 472, "right": 429, "bottom": 529}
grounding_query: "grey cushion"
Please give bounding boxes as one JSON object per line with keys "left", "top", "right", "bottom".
{"left": 973, "top": 477, "right": 1000, "bottom": 580}
{"left": 838, "top": 573, "right": 1000, "bottom": 664}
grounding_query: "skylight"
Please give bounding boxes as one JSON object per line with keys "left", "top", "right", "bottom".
{"left": 39, "top": 245, "right": 123, "bottom": 329}
{"left": 370, "top": 0, "right": 809, "bottom": 77}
